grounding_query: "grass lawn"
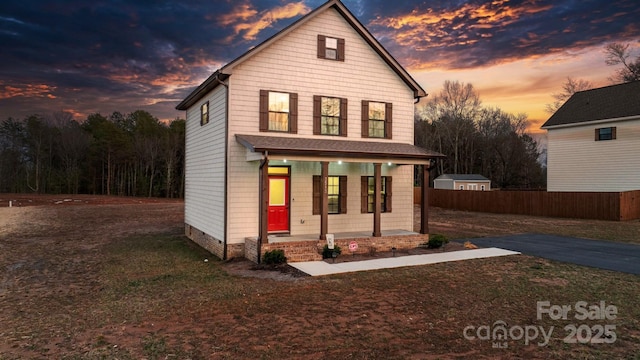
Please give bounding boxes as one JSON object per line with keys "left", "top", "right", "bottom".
{"left": 0, "top": 197, "right": 638, "bottom": 359}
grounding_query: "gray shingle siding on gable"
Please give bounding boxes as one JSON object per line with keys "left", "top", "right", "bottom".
{"left": 541, "top": 81, "right": 640, "bottom": 128}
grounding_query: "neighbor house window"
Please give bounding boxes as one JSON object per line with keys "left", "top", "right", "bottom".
{"left": 313, "top": 96, "right": 347, "bottom": 136}
{"left": 595, "top": 127, "right": 616, "bottom": 141}
{"left": 313, "top": 175, "right": 347, "bottom": 214}
{"left": 317, "top": 35, "right": 345, "bottom": 61}
{"left": 361, "top": 176, "right": 392, "bottom": 213}
{"left": 361, "top": 101, "right": 392, "bottom": 139}
{"left": 259, "top": 90, "right": 298, "bottom": 133}
{"left": 200, "top": 101, "right": 209, "bottom": 126}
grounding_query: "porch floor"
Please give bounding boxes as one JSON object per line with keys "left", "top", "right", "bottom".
{"left": 267, "top": 229, "right": 416, "bottom": 243}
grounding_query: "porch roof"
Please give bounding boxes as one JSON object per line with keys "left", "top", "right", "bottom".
{"left": 235, "top": 134, "right": 444, "bottom": 162}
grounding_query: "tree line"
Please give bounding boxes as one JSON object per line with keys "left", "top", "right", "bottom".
{"left": 0, "top": 110, "right": 185, "bottom": 197}
{"left": 415, "top": 80, "right": 546, "bottom": 189}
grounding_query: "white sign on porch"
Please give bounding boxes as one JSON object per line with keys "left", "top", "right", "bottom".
{"left": 326, "top": 234, "right": 335, "bottom": 250}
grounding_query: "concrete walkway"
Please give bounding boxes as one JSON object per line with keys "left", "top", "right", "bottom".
{"left": 290, "top": 247, "right": 520, "bottom": 276}
{"left": 467, "top": 233, "right": 640, "bottom": 275}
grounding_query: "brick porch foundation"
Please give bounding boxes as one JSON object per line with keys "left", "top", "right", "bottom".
{"left": 245, "top": 233, "right": 430, "bottom": 263}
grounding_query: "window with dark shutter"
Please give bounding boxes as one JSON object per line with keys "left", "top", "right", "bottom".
{"left": 313, "top": 96, "right": 347, "bottom": 136}
{"left": 360, "top": 176, "right": 392, "bottom": 213}
{"left": 313, "top": 175, "right": 347, "bottom": 215}
{"left": 259, "top": 90, "right": 298, "bottom": 133}
{"left": 317, "top": 35, "right": 345, "bottom": 61}
{"left": 362, "top": 101, "right": 392, "bottom": 139}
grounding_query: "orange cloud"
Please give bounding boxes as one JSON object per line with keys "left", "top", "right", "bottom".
{"left": 220, "top": 2, "right": 311, "bottom": 42}
{"left": 0, "top": 83, "right": 57, "bottom": 99}
{"left": 371, "top": 0, "right": 553, "bottom": 51}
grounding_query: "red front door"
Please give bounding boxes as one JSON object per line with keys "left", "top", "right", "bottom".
{"left": 268, "top": 175, "right": 290, "bottom": 232}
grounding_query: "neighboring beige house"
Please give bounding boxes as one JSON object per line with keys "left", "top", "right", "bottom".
{"left": 541, "top": 81, "right": 640, "bottom": 192}
{"left": 176, "top": 0, "right": 442, "bottom": 263}
{"left": 433, "top": 174, "right": 491, "bottom": 191}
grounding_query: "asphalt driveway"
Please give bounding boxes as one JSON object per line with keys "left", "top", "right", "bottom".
{"left": 465, "top": 233, "right": 640, "bottom": 275}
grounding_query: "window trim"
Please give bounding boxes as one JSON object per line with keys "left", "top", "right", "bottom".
{"left": 317, "top": 35, "right": 345, "bottom": 61}
{"left": 200, "top": 101, "right": 209, "bottom": 126}
{"left": 361, "top": 176, "right": 392, "bottom": 213}
{"left": 595, "top": 127, "right": 616, "bottom": 141}
{"left": 259, "top": 90, "right": 298, "bottom": 133}
{"left": 361, "top": 100, "right": 392, "bottom": 139}
{"left": 313, "top": 95, "right": 348, "bottom": 136}
{"left": 313, "top": 175, "right": 347, "bottom": 215}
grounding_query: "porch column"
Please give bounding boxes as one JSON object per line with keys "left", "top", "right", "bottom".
{"left": 420, "top": 164, "right": 430, "bottom": 234}
{"left": 259, "top": 155, "right": 269, "bottom": 248}
{"left": 319, "top": 161, "right": 329, "bottom": 240}
{"left": 373, "top": 162, "right": 382, "bottom": 237}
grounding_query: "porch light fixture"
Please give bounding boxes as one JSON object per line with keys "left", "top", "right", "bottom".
{"left": 387, "top": 162, "right": 392, "bottom": 166}
{"left": 283, "top": 159, "right": 287, "bottom": 163}
{"left": 338, "top": 160, "right": 342, "bottom": 165}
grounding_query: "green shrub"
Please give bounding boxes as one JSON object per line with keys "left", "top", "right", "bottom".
{"left": 263, "top": 249, "right": 287, "bottom": 264}
{"left": 427, "top": 234, "right": 449, "bottom": 249}
{"left": 322, "top": 244, "right": 342, "bottom": 259}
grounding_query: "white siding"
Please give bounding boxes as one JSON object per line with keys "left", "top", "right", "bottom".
{"left": 547, "top": 118, "right": 640, "bottom": 192}
{"left": 184, "top": 85, "right": 227, "bottom": 240}
{"left": 224, "top": 8, "right": 418, "bottom": 244}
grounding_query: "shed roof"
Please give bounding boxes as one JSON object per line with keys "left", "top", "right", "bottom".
{"left": 541, "top": 81, "right": 640, "bottom": 129}
{"left": 236, "top": 134, "right": 444, "bottom": 162}
{"left": 176, "top": 0, "right": 426, "bottom": 111}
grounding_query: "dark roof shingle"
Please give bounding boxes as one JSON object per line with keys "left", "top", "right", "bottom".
{"left": 434, "top": 174, "right": 490, "bottom": 181}
{"left": 541, "top": 81, "right": 640, "bottom": 128}
{"left": 235, "top": 134, "right": 443, "bottom": 162}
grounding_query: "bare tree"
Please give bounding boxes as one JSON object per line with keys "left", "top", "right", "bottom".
{"left": 605, "top": 42, "right": 640, "bottom": 83}
{"left": 545, "top": 77, "right": 593, "bottom": 114}
{"left": 422, "top": 80, "right": 481, "bottom": 174}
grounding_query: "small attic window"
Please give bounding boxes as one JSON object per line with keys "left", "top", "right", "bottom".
{"left": 317, "top": 35, "right": 345, "bottom": 61}
{"left": 595, "top": 127, "right": 616, "bottom": 141}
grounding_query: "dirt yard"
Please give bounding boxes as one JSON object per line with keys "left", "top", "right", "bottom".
{"left": 0, "top": 194, "right": 639, "bottom": 359}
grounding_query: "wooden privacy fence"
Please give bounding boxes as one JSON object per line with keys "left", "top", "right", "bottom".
{"left": 414, "top": 188, "right": 640, "bottom": 221}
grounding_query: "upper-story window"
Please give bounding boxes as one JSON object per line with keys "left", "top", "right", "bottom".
{"left": 259, "top": 90, "right": 298, "bottom": 133}
{"left": 595, "top": 127, "right": 616, "bottom": 141}
{"left": 361, "top": 101, "right": 392, "bottom": 139}
{"left": 200, "top": 101, "right": 209, "bottom": 126}
{"left": 313, "top": 96, "right": 347, "bottom": 136}
{"left": 317, "top": 35, "right": 345, "bottom": 61}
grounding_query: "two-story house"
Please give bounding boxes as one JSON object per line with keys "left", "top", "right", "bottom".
{"left": 541, "top": 81, "right": 640, "bottom": 192}
{"left": 176, "top": 0, "right": 443, "bottom": 263}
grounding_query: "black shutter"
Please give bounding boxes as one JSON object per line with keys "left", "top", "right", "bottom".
{"left": 317, "top": 35, "right": 326, "bottom": 59}
{"left": 313, "top": 175, "right": 320, "bottom": 215}
{"left": 259, "top": 90, "right": 268, "bottom": 132}
{"left": 361, "top": 101, "right": 369, "bottom": 138}
{"left": 339, "top": 176, "right": 347, "bottom": 214}
{"left": 385, "top": 102, "right": 393, "bottom": 139}
{"left": 313, "top": 95, "right": 321, "bottom": 135}
{"left": 337, "top": 38, "right": 345, "bottom": 61}
{"left": 289, "top": 93, "right": 298, "bottom": 134}
{"left": 340, "top": 98, "right": 348, "bottom": 137}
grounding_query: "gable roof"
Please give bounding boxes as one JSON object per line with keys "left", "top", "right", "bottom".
{"left": 541, "top": 81, "right": 640, "bottom": 129}
{"left": 434, "top": 174, "right": 490, "bottom": 182}
{"left": 176, "top": 0, "right": 426, "bottom": 111}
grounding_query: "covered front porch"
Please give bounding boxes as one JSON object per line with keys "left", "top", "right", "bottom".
{"left": 235, "top": 134, "right": 443, "bottom": 263}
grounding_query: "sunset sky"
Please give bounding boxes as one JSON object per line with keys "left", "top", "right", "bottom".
{"left": 1, "top": 0, "right": 638, "bottom": 133}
